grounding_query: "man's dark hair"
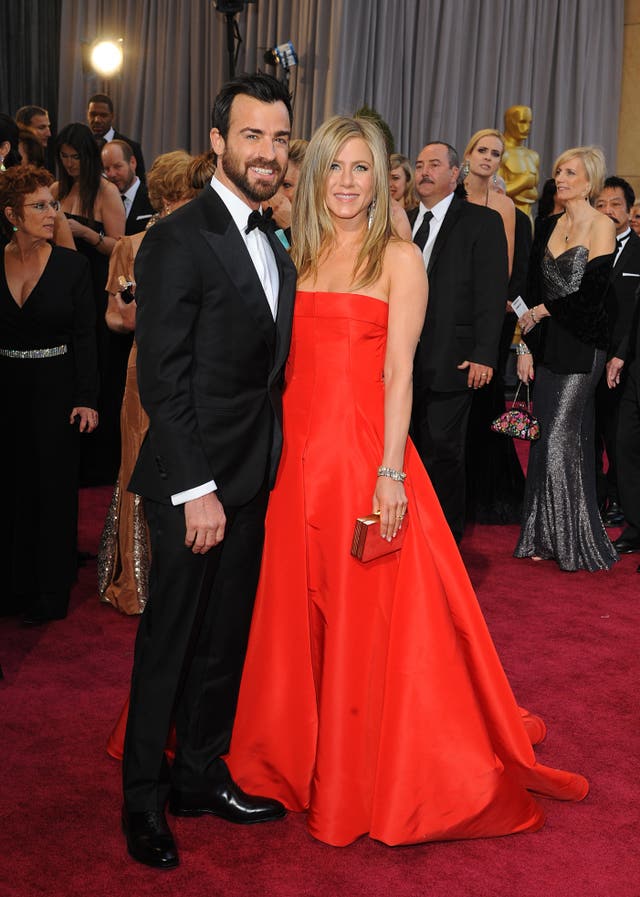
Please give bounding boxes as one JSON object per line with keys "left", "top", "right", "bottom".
{"left": 423, "top": 140, "right": 459, "bottom": 169}
{"left": 602, "top": 175, "right": 635, "bottom": 211}
{"left": 354, "top": 105, "right": 395, "bottom": 157}
{"left": 88, "top": 93, "right": 114, "bottom": 113}
{"left": 211, "top": 72, "right": 292, "bottom": 139}
{"left": 15, "top": 105, "right": 48, "bottom": 126}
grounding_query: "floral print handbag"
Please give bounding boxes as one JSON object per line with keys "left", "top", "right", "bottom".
{"left": 490, "top": 381, "right": 540, "bottom": 441}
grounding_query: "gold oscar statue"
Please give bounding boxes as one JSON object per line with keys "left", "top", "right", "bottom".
{"left": 499, "top": 105, "right": 539, "bottom": 224}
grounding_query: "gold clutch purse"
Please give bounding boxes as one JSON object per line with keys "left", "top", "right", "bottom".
{"left": 351, "top": 513, "right": 408, "bottom": 563}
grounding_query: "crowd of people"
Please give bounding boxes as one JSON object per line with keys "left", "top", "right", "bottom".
{"left": 2, "top": 72, "right": 639, "bottom": 867}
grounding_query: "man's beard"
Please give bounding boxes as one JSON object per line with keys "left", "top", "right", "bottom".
{"left": 221, "top": 149, "right": 283, "bottom": 203}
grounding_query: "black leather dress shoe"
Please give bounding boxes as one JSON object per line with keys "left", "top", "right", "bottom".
{"left": 612, "top": 534, "right": 640, "bottom": 553}
{"left": 170, "top": 777, "right": 286, "bottom": 825}
{"left": 122, "top": 807, "right": 179, "bottom": 869}
{"left": 603, "top": 502, "right": 625, "bottom": 527}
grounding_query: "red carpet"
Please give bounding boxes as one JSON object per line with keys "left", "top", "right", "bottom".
{"left": 1, "top": 486, "right": 639, "bottom": 897}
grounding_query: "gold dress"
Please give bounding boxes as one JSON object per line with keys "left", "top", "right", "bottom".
{"left": 97, "top": 237, "right": 150, "bottom": 614}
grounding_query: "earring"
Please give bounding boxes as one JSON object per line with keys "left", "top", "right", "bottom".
{"left": 461, "top": 160, "right": 470, "bottom": 179}
{"left": 492, "top": 172, "right": 498, "bottom": 185}
{"left": 12, "top": 225, "right": 18, "bottom": 232}
{"left": 367, "top": 198, "right": 377, "bottom": 230}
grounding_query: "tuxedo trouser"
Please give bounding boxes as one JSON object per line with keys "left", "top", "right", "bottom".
{"left": 411, "top": 387, "right": 473, "bottom": 543}
{"left": 595, "top": 371, "right": 623, "bottom": 506}
{"left": 616, "top": 366, "right": 640, "bottom": 538}
{"left": 122, "top": 482, "right": 269, "bottom": 811}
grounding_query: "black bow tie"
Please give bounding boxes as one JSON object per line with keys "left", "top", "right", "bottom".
{"left": 246, "top": 207, "right": 274, "bottom": 235}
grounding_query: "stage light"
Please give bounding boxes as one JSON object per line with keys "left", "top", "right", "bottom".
{"left": 214, "top": 1, "right": 257, "bottom": 13}
{"left": 88, "top": 39, "right": 124, "bottom": 77}
{"left": 264, "top": 40, "right": 298, "bottom": 71}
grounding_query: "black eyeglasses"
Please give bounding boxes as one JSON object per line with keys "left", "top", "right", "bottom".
{"left": 24, "top": 200, "right": 60, "bottom": 212}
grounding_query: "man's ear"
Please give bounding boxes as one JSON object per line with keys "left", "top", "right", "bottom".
{"left": 210, "top": 128, "right": 224, "bottom": 157}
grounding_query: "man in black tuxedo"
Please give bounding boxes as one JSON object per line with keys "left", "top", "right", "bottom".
{"left": 87, "top": 93, "right": 146, "bottom": 182}
{"left": 593, "top": 176, "right": 640, "bottom": 528}
{"left": 101, "top": 139, "right": 153, "bottom": 235}
{"left": 121, "top": 73, "right": 296, "bottom": 869}
{"left": 409, "top": 142, "right": 508, "bottom": 542}
{"left": 613, "top": 290, "right": 640, "bottom": 564}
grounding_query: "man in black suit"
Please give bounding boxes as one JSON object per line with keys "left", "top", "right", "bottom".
{"left": 613, "top": 291, "right": 640, "bottom": 564}
{"left": 409, "top": 142, "right": 508, "bottom": 542}
{"left": 87, "top": 93, "right": 146, "bottom": 181}
{"left": 121, "top": 73, "right": 296, "bottom": 869}
{"left": 101, "top": 139, "right": 153, "bottom": 235}
{"left": 594, "top": 176, "right": 640, "bottom": 528}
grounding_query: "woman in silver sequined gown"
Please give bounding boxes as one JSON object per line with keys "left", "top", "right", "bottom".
{"left": 514, "top": 147, "right": 618, "bottom": 572}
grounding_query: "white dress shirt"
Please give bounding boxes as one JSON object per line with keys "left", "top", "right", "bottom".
{"left": 121, "top": 177, "right": 141, "bottom": 219}
{"left": 411, "top": 193, "right": 455, "bottom": 269}
{"left": 614, "top": 227, "right": 631, "bottom": 265}
{"left": 171, "top": 175, "right": 280, "bottom": 506}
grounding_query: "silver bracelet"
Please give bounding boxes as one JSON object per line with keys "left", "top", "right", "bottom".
{"left": 377, "top": 465, "right": 407, "bottom": 482}
{"left": 530, "top": 307, "right": 538, "bottom": 324}
{"left": 514, "top": 343, "right": 531, "bottom": 356}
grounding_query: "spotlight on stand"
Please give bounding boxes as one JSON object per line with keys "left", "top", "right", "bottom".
{"left": 83, "top": 38, "right": 124, "bottom": 78}
{"left": 263, "top": 40, "right": 298, "bottom": 85}
{"left": 213, "top": 0, "right": 257, "bottom": 78}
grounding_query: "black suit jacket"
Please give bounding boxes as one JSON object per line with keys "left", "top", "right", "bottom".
{"left": 129, "top": 185, "right": 296, "bottom": 506}
{"left": 113, "top": 129, "right": 146, "bottom": 182}
{"left": 410, "top": 195, "right": 509, "bottom": 392}
{"left": 607, "top": 230, "right": 640, "bottom": 359}
{"left": 125, "top": 180, "right": 154, "bottom": 235}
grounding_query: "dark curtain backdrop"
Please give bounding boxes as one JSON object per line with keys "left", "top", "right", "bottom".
{"left": 57, "top": 0, "right": 624, "bottom": 183}
{"left": 1, "top": 0, "right": 62, "bottom": 126}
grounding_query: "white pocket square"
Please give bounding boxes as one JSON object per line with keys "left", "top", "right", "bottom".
{"left": 136, "top": 214, "right": 153, "bottom": 221}
{"left": 622, "top": 272, "right": 640, "bottom": 277}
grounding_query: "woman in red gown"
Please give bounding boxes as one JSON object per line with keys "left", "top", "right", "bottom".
{"left": 109, "top": 116, "right": 588, "bottom": 846}
{"left": 225, "top": 116, "right": 588, "bottom": 846}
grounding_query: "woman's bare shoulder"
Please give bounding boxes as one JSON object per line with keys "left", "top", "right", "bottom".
{"left": 490, "top": 191, "right": 515, "bottom": 214}
{"left": 385, "top": 235, "right": 423, "bottom": 265}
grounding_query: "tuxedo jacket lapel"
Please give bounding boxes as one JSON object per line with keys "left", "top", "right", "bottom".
{"left": 266, "top": 228, "right": 296, "bottom": 379}
{"left": 613, "top": 234, "right": 640, "bottom": 277}
{"left": 199, "top": 188, "right": 277, "bottom": 354}
{"left": 427, "top": 195, "right": 463, "bottom": 277}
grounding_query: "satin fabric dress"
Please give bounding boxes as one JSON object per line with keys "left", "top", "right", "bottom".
{"left": 97, "top": 237, "right": 150, "bottom": 614}
{"left": 514, "top": 247, "right": 617, "bottom": 571}
{"left": 224, "top": 291, "right": 588, "bottom": 847}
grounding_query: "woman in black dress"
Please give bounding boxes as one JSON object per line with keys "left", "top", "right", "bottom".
{"left": 514, "top": 146, "right": 618, "bottom": 571}
{"left": 52, "top": 123, "right": 125, "bottom": 484}
{"left": 0, "top": 165, "right": 98, "bottom": 621}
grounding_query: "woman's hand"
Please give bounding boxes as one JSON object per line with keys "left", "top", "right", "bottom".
{"left": 66, "top": 218, "right": 91, "bottom": 242}
{"left": 70, "top": 406, "right": 98, "bottom": 432}
{"left": 517, "top": 353, "right": 534, "bottom": 384}
{"left": 373, "top": 476, "right": 408, "bottom": 541}
{"left": 518, "top": 304, "right": 549, "bottom": 336}
{"left": 115, "top": 293, "right": 137, "bottom": 331}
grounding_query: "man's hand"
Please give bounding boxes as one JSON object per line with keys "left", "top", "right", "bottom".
{"left": 606, "top": 357, "right": 624, "bottom": 389}
{"left": 184, "top": 492, "right": 226, "bottom": 554}
{"left": 458, "top": 360, "right": 493, "bottom": 389}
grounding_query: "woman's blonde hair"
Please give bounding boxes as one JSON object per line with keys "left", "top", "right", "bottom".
{"left": 146, "top": 150, "right": 197, "bottom": 211}
{"left": 292, "top": 115, "right": 392, "bottom": 289}
{"left": 463, "top": 128, "right": 505, "bottom": 163}
{"left": 389, "top": 153, "right": 416, "bottom": 210}
{"left": 552, "top": 146, "right": 606, "bottom": 201}
{"left": 287, "top": 138, "right": 309, "bottom": 167}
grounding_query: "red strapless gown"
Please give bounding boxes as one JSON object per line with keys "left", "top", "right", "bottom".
{"left": 109, "top": 291, "right": 587, "bottom": 846}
